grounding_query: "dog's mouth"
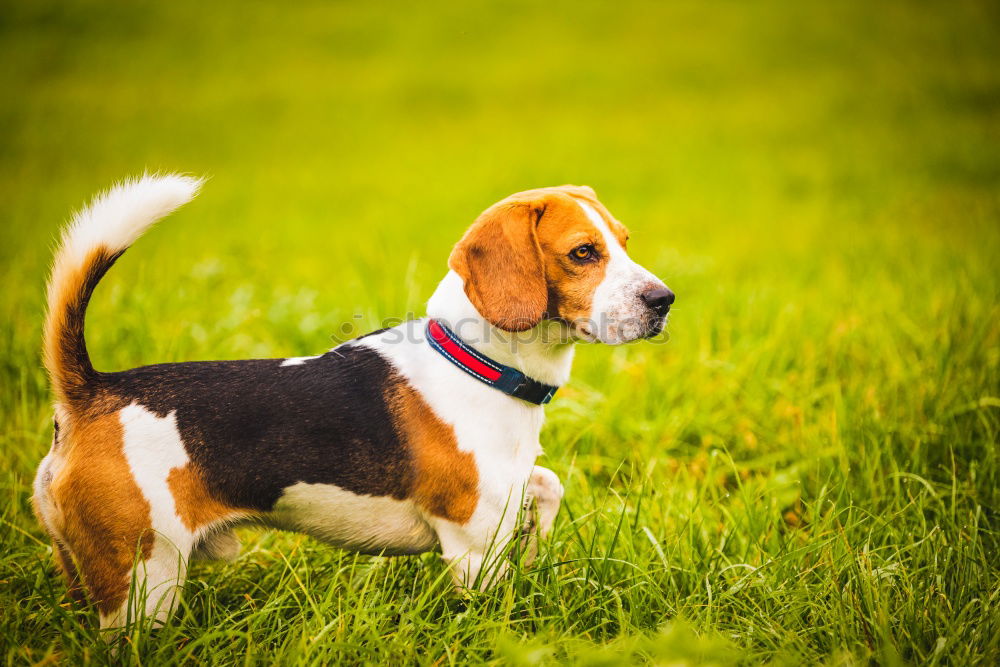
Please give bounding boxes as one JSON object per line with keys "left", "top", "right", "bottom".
{"left": 644, "top": 314, "right": 667, "bottom": 338}
{"left": 570, "top": 314, "right": 667, "bottom": 344}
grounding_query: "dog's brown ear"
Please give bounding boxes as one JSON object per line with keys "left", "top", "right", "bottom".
{"left": 449, "top": 199, "right": 548, "bottom": 332}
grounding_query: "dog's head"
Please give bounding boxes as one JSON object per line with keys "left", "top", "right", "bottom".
{"left": 449, "top": 185, "right": 673, "bottom": 344}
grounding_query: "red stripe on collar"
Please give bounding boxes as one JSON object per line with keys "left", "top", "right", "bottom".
{"left": 427, "top": 320, "right": 501, "bottom": 382}
{"left": 425, "top": 319, "right": 559, "bottom": 405}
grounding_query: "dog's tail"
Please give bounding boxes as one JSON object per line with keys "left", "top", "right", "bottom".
{"left": 43, "top": 174, "right": 203, "bottom": 407}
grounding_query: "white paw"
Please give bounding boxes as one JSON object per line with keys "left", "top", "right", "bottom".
{"left": 529, "top": 468, "right": 564, "bottom": 503}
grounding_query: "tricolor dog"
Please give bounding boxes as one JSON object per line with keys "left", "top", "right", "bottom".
{"left": 32, "top": 176, "right": 674, "bottom": 631}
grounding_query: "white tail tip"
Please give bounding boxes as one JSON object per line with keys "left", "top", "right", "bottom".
{"left": 59, "top": 173, "right": 204, "bottom": 262}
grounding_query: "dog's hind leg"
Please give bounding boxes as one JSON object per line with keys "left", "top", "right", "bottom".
{"left": 51, "top": 540, "right": 86, "bottom": 603}
{"left": 33, "top": 436, "right": 87, "bottom": 604}
{"left": 43, "top": 410, "right": 196, "bottom": 633}
{"left": 51, "top": 472, "right": 189, "bottom": 631}
{"left": 98, "top": 535, "right": 190, "bottom": 630}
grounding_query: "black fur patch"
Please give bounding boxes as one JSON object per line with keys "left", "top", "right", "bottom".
{"left": 102, "top": 343, "right": 413, "bottom": 511}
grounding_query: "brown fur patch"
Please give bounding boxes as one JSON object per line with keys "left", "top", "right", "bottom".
{"left": 168, "top": 463, "right": 241, "bottom": 532}
{"left": 387, "top": 381, "right": 479, "bottom": 524}
{"left": 577, "top": 195, "right": 630, "bottom": 249}
{"left": 53, "top": 540, "right": 86, "bottom": 603}
{"left": 449, "top": 198, "right": 549, "bottom": 332}
{"left": 535, "top": 200, "right": 608, "bottom": 325}
{"left": 47, "top": 411, "right": 154, "bottom": 616}
{"left": 535, "top": 188, "right": 626, "bottom": 325}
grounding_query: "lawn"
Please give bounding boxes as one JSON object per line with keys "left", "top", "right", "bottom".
{"left": 1, "top": 0, "right": 998, "bottom": 664}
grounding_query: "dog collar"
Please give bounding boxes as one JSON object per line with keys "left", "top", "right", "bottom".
{"left": 426, "top": 319, "right": 558, "bottom": 405}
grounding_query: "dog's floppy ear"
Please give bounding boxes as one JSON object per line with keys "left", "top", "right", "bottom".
{"left": 449, "top": 198, "right": 549, "bottom": 332}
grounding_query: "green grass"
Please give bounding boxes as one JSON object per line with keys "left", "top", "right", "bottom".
{"left": 2, "top": 0, "right": 999, "bottom": 663}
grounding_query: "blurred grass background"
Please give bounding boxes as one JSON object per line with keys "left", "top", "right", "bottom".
{"left": 1, "top": 0, "right": 999, "bottom": 664}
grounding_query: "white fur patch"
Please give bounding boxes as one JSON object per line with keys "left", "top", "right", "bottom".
{"left": 114, "top": 403, "right": 198, "bottom": 626}
{"left": 120, "top": 404, "right": 190, "bottom": 528}
{"left": 280, "top": 355, "right": 322, "bottom": 367}
{"left": 32, "top": 453, "right": 60, "bottom": 537}
{"left": 576, "top": 199, "right": 666, "bottom": 344}
{"left": 267, "top": 481, "right": 437, "bottom": 555}
{"left": 59, "top": 174, "right": 202, "bottom": 263}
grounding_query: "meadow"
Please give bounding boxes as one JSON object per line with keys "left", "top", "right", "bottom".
{"left": 1, "top": 0, "right": 998, "bottom": 664}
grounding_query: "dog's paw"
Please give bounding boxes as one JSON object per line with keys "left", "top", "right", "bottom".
{"left": 528, "top": 467, "right": 564, "bottom": 503}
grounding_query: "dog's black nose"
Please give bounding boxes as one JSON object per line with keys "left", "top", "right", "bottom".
{"left": 641, "top": 287, "right": 675, "bottom": 315}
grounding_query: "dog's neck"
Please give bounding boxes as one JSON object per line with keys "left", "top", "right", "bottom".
{"left": 426, "top": 271, "right": 576, "bottom": 388}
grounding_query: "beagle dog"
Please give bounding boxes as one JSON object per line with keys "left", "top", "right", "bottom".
{"left": 32, "top": 176, "right": 674, "bottom": 631}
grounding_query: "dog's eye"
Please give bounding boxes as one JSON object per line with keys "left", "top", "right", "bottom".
{"left": 570, "top": 244, "right": 595, "bottom": 261}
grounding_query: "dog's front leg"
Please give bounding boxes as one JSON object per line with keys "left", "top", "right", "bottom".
{"left": 432, "top": 485, "right": 532, "bottom": 592}
{"left": 432, "top": 466, "right": 563, "bottom": 590}
{"left": 434, "top": 518, "right": 513, "bottom": 592}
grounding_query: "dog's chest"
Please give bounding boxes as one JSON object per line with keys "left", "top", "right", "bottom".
{"left": 265, "top": 481, "right": 438, "bottom": 555}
